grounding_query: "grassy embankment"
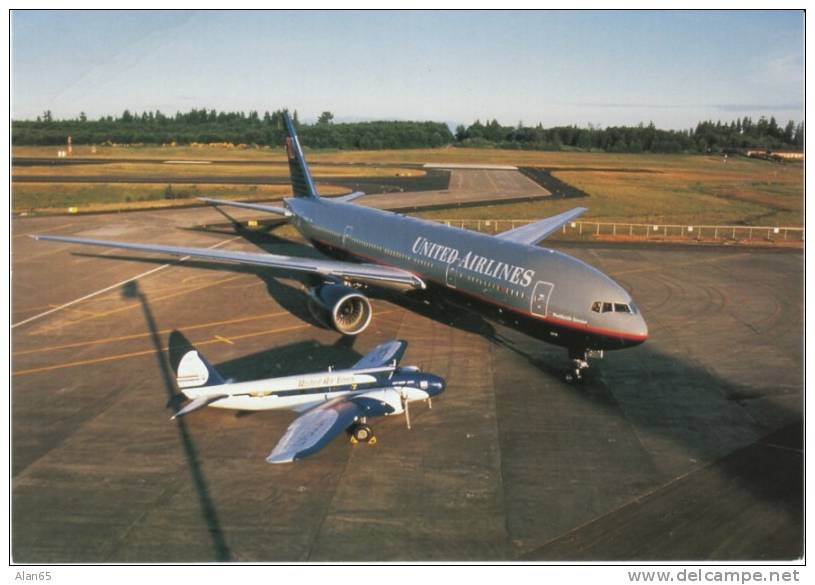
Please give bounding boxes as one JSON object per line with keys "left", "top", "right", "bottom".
{"left": 12, "top": 145, "right": 803, "bottom": 227}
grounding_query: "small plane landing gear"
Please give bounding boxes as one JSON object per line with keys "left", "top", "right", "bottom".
{"left": 349, "top": 423, "right": 376, "bottom": 444}
{"left": 565, "top": 348, "right": 603, "bottom": 383}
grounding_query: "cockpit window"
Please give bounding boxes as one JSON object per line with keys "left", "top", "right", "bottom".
{"left": 592, "top": 301, "right": 634, "bottom": 314}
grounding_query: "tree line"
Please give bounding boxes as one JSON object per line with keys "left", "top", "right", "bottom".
{"left": 455, "top": 117, "right": 804, "bottom": 153}
{"left": 12, "top": 108, "right": 803, "bottom": 153}
{"left": 12, "top": 108, "right": 452, "bottom": 150}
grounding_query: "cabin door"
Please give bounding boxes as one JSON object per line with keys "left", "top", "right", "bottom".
{"left": 342, "top": 225, "right": 353, "bottom": 248}
{"left": 530, "top": 281, "right": 554, "bottom": 317}
{"left": 445, "top": 264, "right": 458, "bottom": 288}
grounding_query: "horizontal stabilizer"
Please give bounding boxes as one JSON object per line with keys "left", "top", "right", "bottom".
{"left": 332, "top": 191, "right": 365, "bottom": 203}
{"left": 199, "top": 197, "right": 291, "bottom": 217}
{"left": 495, "top": 207, "right": 587, "bottom": 246}
{"left": 171, "top": 394, "right": 229, "bottom": 420}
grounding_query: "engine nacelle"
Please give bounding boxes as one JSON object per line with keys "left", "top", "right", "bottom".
{"left": 309, "top": 284, "right": 373, "bottom": 336}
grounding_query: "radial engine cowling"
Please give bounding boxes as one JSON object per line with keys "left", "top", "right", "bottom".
{"left": 309, "top": 284, "right": 373, "bottom": 336}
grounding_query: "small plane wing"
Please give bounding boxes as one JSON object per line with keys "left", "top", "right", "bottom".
{"left": 32, "top": 235, "right": 426, "bottom": 290}
{"left": 352, "top": 340, "right": 408, "bottom": 369}
{"left": 266, "top": 395, "right": 393, "bottom": 463}
{"left": 198, "top": 197, "right": 291, "bottom": 217}
{"left": 495, "top": 207, "right": 587, "bottom": 246}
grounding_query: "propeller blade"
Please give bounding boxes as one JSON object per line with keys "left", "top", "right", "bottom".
{"left": 402, "top": 393, "right": 411, "bottom": 430}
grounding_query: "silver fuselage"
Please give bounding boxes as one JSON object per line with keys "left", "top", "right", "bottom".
{"left": 287, "top": 197, "right": 648, "bottom": 351}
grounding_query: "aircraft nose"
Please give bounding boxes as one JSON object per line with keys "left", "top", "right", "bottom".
{"left": 426, "top": 374, "right": 446, "bottom": 397}
{"left": 635, "top": 314, "right": 649, "bottom": 340}
{"left": 626, "top": 312, "right": 649, "bottom": 346}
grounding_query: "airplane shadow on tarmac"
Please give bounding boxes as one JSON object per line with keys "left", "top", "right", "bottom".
{"left": 83, "top": 219, "right": 801, "bottom": 560}
{"left": 121, "top": 277, "right": 363, "bottom": 562}
{"left": 121, "top": 280, "right": 232, "bottom": 562}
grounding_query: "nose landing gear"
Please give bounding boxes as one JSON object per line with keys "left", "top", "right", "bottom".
{"left": 565, "top": 348, "right": 603, "bottom": 383}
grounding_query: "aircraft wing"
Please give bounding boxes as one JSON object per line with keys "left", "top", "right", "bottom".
{"left": 266, "top": 395, "right": 393, "bottom": 463}
{"left": 352, "top": 340, "right": 408, "bottom": 369}
{"left": 32, "top": 235, "right": 426, "bottom": 289}
{"left": 198, "top": 197, "right": 291, "bottom": 217}
{"left": 495, "top": 207, "right": 587, "bottom": 246}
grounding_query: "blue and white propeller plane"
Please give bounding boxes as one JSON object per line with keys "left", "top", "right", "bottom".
{"left": 35, "top": 111, "right": 647, "bottom": 381}
{"left": 173, "top": 340, "right": 445, "bottom": 463}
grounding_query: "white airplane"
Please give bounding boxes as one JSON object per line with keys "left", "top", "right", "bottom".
{"left": 171, "top": 339, "right": 446, "bottom": 463}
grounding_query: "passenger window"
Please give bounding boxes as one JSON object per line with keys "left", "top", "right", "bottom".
{"left": 591, "top": 301, "right": 601, "bottom": 313}
{"left": 614, "top": 303, "right": 631, "bottom": 313}
{"left": 602, "top": 302, "right": 613, "bottom": 313}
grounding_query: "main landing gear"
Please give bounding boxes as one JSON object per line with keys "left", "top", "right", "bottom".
{"left": 565, "top": 348, "right": 604, "bottom": 383}
{"left": 349, "top": 419, "right": 377, "bottom": 445}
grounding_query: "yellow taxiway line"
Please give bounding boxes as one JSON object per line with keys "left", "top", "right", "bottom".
{"left": 12, "top": 310, "right": 291, "bottom": 356}
{"left": 13, "top": 310, "right": 398, "bottom": 377}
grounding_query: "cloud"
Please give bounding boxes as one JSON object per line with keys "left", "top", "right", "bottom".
{"left": 749, "top": 53, "right": 803, "bottom": 87}
{"left": 561, "top": 102, "right": 802, "bottom": 112}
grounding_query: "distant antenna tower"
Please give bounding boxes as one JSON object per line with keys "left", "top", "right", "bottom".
{"left": 67, "top": 135, "right": 72, "bottom": 157}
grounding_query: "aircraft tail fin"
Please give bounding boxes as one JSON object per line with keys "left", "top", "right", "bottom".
{"left": 176, "top": 349, "right": 226, "bottom": 389}
{"left": 282, "top": 111, "right": 320, "bottom": 199}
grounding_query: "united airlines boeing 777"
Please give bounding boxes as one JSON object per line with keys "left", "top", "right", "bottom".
{"left": 35, "top": 112, "right": 647, "bottom": 381}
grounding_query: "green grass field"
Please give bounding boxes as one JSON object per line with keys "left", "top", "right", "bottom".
{"left": 12, "top": 145, "right": 803, "bottom": 226}
{"left": 11, "top": 183, "right": 349, "bottom": 213}
{"left": 11, "top": 161, "right": 422, "bottom": 179}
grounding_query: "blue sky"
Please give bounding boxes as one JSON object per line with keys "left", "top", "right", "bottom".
{"left": 11, "top": 10, "right": 804, "bottom": 129}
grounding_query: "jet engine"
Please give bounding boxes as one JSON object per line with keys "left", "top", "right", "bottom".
{"left": 309, "top": 284, "right": 373, "bottom": 335}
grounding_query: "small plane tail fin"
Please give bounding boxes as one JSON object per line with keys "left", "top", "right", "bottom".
{"left": 176, "top": 349, "right": 226, "bottom": 389}
{"left": 282, "top": 111, "right": 320, "bottom": 199}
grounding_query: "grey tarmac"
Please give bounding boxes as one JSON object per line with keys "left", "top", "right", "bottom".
{"left": 11, "top": 207, "right": 802, "bottom": 562}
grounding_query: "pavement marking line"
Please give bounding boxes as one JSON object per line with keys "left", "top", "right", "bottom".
{"left": 12, "top": 222, "right": 76, "bottom": 239}
{"left": 55, "top": 306, "right": 106, "bottom": 318}
{"left": 12, "top": 237, "right": 240, "bottom": 330}
{"left": 761, "top": 442, "right": 803, "bottom": 454}
{"left": 13, "top": 311, "right": 397, "bottom": 377}
{"left": 30, "top": 273, "right": 250, "bottom": 336}
{"left": 214, "top": 335, "right": 234, "bottom": 345}
{"left": 12, "top": 310, "right": 291, "bottom": 356}
{"left": 13, "top": 323, "right": 311, "bottom": 377}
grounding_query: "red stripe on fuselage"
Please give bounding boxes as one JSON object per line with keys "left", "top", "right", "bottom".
{"left": 309, "top": 237, "right": 647, "bottom": 343}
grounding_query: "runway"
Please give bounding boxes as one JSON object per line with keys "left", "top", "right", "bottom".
{"left": 11, "top": 207, "right": 803, "bottom": 562}
{"left": 12, "top": 168, "right": 552, "bottom": 216}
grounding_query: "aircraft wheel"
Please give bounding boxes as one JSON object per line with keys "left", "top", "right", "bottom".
{"left": 353, "top": 424, "right": 374, "bottom": 443}
{"left": 565, "top": 370, "right": 583, "bottom": 384}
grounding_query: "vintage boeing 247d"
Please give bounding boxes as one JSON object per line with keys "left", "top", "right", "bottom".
{"left": 172, "top": 340, "right": 444, "bottom": 463}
